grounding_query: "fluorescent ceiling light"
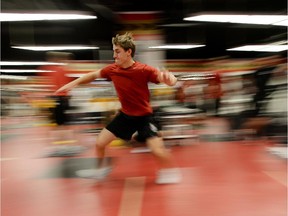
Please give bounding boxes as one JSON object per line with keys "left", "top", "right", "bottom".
{"left": 274, "top": 19, "right": 288, "bottom": 26}
{"left": 0, "top": 75, "right": 28, "bottom": 80}
{"left": 159, "top": 23, "right": 196, "bottom": 27}
{"left": 149, "top": 45, "right": 205, "bottom": 49}
{"left": 269, "top": 40, "right": 287, "bottom": 45}
{"left": 1, "top": 12, "right": 97, "bottom": 22}
{"left": 227, "top": 45, "right": 288, "bottom": 52}
{"left": 0, "top": 69, "right": 52, "bottom": 73}
{"left": 184, "top": 14, "right": 288, "bottom": 26}
{"left": 12, "top": 45, "right": 99, "bottom": 51}
{"left": 0, "top": 61, "right": 65, "bottom": 66}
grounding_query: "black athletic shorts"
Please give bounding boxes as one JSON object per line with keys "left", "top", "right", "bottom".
{"left": 106, "top": 111, "right": 159, "bottom": 141}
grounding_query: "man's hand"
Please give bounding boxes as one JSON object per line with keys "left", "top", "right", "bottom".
{"left": 54, "top": 82, "right": 76, "bottom": 95}
{"left": 157, "top": 68, "right": 177, "bottom": 86}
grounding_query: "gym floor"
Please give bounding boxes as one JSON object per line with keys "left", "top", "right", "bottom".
{"left": 1, "top": 116, "right": 287, "bottom": 216}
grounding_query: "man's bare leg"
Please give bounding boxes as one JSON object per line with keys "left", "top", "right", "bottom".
{"left": 146, "top": 136, "right": 182, "bottom": 184}
{"left": 95, "top": 128, "right": 117, "bottom": 167}
{"left": 146, "top": 136, "right": 175, "bottom": 168}
{"left": 75, "top": 128, "right": 116, "bottom": 179}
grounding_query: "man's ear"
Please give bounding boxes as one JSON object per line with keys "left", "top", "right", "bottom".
{"left": 127, "top": 48, "right": 132, "bottom": 56}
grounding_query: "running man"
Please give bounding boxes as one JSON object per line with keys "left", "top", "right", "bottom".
{"left": 55, "top": 32, "right": 181, "bottom": 184}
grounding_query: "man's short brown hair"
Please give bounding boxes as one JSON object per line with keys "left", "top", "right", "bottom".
{"left": 112, "top": 32, "right": 136, "bottom": 57}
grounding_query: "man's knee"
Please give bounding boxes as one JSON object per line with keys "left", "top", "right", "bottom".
{"left": 96, "top": 128, "right": 117, "bottom": 148}
{"left": 96, "top": 138, "right": 111, "bottom": 148}
{"left": 147, "top": 137, "right": 166, "bottom": 153}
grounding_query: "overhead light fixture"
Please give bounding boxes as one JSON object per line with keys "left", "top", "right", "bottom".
{"left": 159, "top": 23, "right": 197, "bottom": 27}
{"left": 0, "top": 69, "right": 52, "bottom": 73}
{"left": 0, "top": 75, "right": 28, "bottom": 80}
{"left": 0, "top": 61, "right": 65, "bottom": 66}
{"left": 184, "top": 14, "right": 288, "bottom": 26}
{"left": 227, "top": 45, "right": 288, "bottom": 52}
{"left": 149, "top": 45, "right": 205, "bottom": 49}
{"left": 0, "top": 12, "right": 97, "bottom": 22}
{"left": 12, "top": 45, "right": 99, "bottom": 51}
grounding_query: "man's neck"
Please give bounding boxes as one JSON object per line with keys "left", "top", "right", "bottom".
{"left": 121, "top": 59, "right": 135, "bottom": 69}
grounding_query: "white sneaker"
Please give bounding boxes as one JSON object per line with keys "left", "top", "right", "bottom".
{"left": 155, "top": 168, "right": 182, "bottom": 184}
{"left": 75, "top": 167, "right": 112, "bottom": 180}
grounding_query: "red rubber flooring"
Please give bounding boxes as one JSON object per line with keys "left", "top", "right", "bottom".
{"left": 1, "top": 117, "right": 287, "bottom": 216}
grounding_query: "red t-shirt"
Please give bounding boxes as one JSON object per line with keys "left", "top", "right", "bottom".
{"left": 100, "top": 62, "right": 159, "bottom": 116}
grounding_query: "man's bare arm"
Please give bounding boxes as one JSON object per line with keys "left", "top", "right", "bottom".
{"left": 55, "top": 70, "right": 101, "bottom": 94}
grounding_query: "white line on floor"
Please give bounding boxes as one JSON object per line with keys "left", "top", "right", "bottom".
{"left": 0, "top": 157, "right": 21, "bottom": 161}
{"left": 263, "top": 171, "right": 287, "bottom": 187}
{"left": 118, "top": 176, "right": 146, "bottom": 216}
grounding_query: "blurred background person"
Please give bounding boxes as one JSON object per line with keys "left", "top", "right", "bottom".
{"left": 37, "top": 51, "right": 76, "bottom": 145}
{"left": 203, "top": 71, "right": 223, "bottom": 116}
{"left": 229, "top": 55, "right": 286, "bottom": 139}
{"left": 252, "top": 55, "right": 284, "bottom": 116}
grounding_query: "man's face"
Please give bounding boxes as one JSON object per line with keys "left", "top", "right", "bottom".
{"left": 113, "top": 44, "right": 131, "bottom": 66}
